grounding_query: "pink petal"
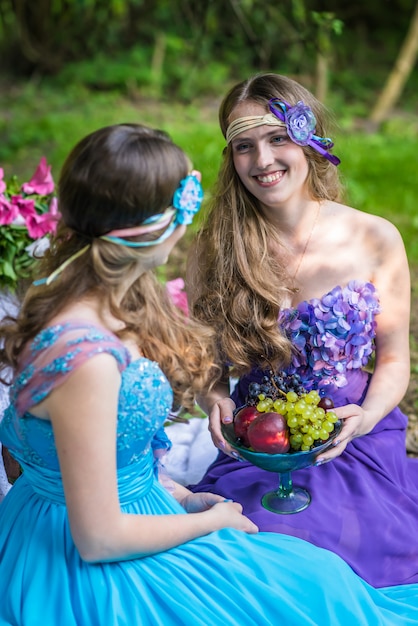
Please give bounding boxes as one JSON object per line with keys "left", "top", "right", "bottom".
{"left": 12, "top": 195, "right": 36, "bottom": 218}
{"left": 21, "top": 157, "right": 55, "bottom": 196}
{"left": 166, "top": 278, "right": 189, "bottom": 316}
{"left": 48, "top": 196, "right": 59, "bottom": 216}
{"left": 25, "top": 211, "right": 58, "bottom": 239}
{"left": 0, "top": 196, "right": 18, "bottom": 225}
{"left": 0, "top": 168, "right": 6, "bottom": 194}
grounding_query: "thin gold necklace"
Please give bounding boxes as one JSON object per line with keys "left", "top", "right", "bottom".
{"left": 292, "top": 203, "right": 321, "bottom": 281}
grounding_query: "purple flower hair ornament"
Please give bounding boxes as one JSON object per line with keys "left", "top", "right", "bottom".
{"left": 268, "top": 99, "right": 341, "bottom": 166}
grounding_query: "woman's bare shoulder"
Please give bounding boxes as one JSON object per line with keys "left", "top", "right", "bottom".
{"left": 326, "top": 201, "right": 404, "bottom": 248}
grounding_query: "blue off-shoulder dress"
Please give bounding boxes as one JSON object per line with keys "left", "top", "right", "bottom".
{"left": 192, "top": 281, "right": 418, "bottom": 588}
{"left": 0, "top": 322, "right": 417, "bottom": 626}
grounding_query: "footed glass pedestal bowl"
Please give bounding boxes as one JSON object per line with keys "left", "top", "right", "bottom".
{"left": 221, "top": 419, "right": 342, "bottom": 515}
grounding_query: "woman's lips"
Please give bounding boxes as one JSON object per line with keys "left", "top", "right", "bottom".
{"left": 254, "top": 171, "right": 285, "bottom": 184}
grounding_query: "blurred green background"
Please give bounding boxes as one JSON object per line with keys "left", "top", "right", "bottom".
{"left": 2, "top": 0, "right": 418, "bottom": 416}
{"left": 0, "top": 0, "right": 417, "bottom": 262}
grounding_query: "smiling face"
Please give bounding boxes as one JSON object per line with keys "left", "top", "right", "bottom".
{"left": 229, "top": 101, "right": 311, "bottom": 213}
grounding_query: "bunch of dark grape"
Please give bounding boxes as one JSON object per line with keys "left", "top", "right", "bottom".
{"left": 247, "top": 371, "right": 306, "bottom": 404}
{"left": 245, "top": 370, "right": 338, "bottom": 452}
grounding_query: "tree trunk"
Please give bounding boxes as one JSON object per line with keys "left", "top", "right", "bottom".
{"left": 315, "top": 52, "right": 328, "bottom": 103}
{"left": 369, "top": 1, "right": 418, "bottom": 126}
{"left": 150, "top": 32, "right": 167, "bottom": 98}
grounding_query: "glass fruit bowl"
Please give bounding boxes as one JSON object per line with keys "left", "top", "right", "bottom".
{"left": 221, "top": 418, "right": 342, "bottom": 514}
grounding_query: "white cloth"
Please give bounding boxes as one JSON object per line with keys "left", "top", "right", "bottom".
{"left": 164, "top": 418, "right": 218, "bottom": 486}
{"left": 164, "top": 379, "right": 239, "bottom": 486}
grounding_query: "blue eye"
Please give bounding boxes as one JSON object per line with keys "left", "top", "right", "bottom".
{"left": 271, "top": 135, "right": 287, "bottom": 144}
{"left": 234, "top": 142, "right": 251, "bottom": 153}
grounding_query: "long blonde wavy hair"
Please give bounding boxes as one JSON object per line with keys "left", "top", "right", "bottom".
{"left": 0, "top": 124, "right": 220, "bottom": 412}
{"left": 190, "top": 73, "right": 343, "bottom": 377}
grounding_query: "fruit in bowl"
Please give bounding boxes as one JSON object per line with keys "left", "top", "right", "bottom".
{"left": 232, "top": 370, "right": 339, "bottom": 455}
{"left": 222, "top": 415, "right": 342, "bottom": 514}
{"left": 233, "top": 405, "right": 261, "bottom": 447}
{"left": 247, "top": 412, "right": 290, "bottom": 454}
{"left": 225, "top": 370, "right": 342, "bottom": 514}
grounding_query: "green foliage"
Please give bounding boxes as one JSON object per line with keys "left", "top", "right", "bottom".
{"left": 339, "top": 121, "right": 418, "bottom": 260}
{"left": 54, "top": 49, "right": 154, "bottom": 91}
{"left": 51, "top": 41, "right": 232, "bottom": 100}
{"left": 0, "top": 0, "right": 416, "bottom": 112}
{"left": 0, "top": 82, "right": 226, "bottom": 193}
{"left": 311, "top": 11, "right": 344, "bottom": 53}
{"left": 0, "top": 82, "right": 417, "bottom": 269}
{"left": 0, "top": 225, "right": 36, "bottom": 288}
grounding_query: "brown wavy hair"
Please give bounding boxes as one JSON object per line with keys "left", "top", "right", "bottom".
{"left": 0, "top": 124, "right": 220, "bottom": 412}
{"left": 189, "top": 73, "right": 343, "bottom": 377}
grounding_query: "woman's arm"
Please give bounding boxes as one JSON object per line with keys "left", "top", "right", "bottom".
{"left": 318, "top": 220, "right": 411, "bottom": 462}
{"left": 45, "top": 355, "right": 257, "bottom": 563}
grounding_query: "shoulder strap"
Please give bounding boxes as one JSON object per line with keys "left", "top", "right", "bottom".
{"left": 12, "top": 322, "right": 130, "bottom": 417}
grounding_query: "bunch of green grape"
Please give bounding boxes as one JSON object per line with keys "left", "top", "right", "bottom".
{"left": 246, "top": 373, "right": 339, "bottom": 452}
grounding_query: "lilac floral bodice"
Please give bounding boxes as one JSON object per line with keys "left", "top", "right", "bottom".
{"left": 278, "top": 280, "right": 380, "bottom": 392}
{"left": 231, "top": 281, "right": 381, "bottom": 407}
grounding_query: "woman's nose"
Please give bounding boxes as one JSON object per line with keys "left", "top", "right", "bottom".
{"left": 254, "top": 144, "right": 275, "bottom": 169}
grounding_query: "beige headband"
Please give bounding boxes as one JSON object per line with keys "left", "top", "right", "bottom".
{"left": 225, "top": 113, "right": 286, "bottom": 144}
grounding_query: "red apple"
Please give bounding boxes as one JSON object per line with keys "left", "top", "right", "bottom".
{"left": 233, "top": 405, "right": 261, "bottom": 447}
{"left": 247, "top": 412, "right": 290, "bottom": 454}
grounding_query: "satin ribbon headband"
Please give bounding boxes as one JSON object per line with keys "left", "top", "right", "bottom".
{"left": 226, "top": 99, "right": 340, "bottom": 166}
{"left": 33, "top": 173, "right": 203, "bottom": 286}
{"left": 226, "top": 113, "right": 286, "bottom": 143}
{"left": 101, "top": 208, "right": 177, "bottom": 248}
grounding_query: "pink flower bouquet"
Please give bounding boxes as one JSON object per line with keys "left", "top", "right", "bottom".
{"left": 0, "top": 158, "right": 59, "bottom": 292}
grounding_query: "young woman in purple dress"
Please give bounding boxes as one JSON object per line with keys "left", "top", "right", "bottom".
{"left": 188, "top": 72, "right": 418, "bottom": 588}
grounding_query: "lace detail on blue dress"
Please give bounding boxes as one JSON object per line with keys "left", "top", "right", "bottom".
{"left": 0, "top": 322, "right": 173, "bottom": 470}
{"left": 116, "top": 359, "right": 172, "bottom": 466}
{"left": 279, "top": 280, "right": 381, "bottom": 392}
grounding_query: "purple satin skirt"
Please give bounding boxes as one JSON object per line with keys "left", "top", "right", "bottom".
{"left": 191, "top": 369, "right": 418, "bottom": 587}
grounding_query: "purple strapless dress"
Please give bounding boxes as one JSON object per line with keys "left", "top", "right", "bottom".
{"left": 192, "top": 281, "right": 418, "bottom": 588}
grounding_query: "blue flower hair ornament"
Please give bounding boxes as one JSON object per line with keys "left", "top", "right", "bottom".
{"left": 172, "top": 172, "right": 204, "bottom": 226}
{"left": 101, "top": 172, "right": 203, "bottom": 248}
{"left": 268, "top": 99, "right": 340, "bottom": 166}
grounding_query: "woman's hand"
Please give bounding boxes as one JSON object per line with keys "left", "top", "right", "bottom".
{"left": 206, "top": 500, "right": 259, "bottom": 534}
{"left": 314, "top": 404, "right": 372, "bottom": 464}
{"left": 208, "top": 397, "right": 242, "bottom": 457}
{"left": 179, "top": 490, "right": 258, "bottom": 534}
{"left": 179, "top": 491, "right": 229, "bottom": 513}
